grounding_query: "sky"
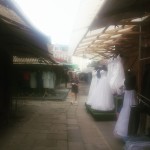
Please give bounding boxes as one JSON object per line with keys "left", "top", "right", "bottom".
{"left": 13, "top": 0, "right": 81, "bottom": 45}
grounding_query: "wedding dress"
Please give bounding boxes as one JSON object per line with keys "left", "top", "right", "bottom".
{"left": 114, "top": 90, "right": 137, "bottom": 138}
{"left": 108, "top": 56, "right": 125, "bottom": 95}
{"left": 114, "top": 71, "right": 137, "bottom": 138}
{"left": 91, "top": 70, "right": 114, "bottom": 111}
{"left": 86, "top": 70, "right": 98, "bottom": 105}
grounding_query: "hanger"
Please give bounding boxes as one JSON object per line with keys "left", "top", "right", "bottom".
{"left": 112, "top": 54, "right": 116, "bottom": 60}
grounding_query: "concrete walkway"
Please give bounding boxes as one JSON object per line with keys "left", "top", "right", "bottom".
{"left": 0, "top": 83, "right": 123, "bottom": 150}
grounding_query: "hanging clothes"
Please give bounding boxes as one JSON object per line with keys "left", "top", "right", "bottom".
{"left": 107, "top": 58, "right": 116, "bottom": 86}
{"left": 91, "top": 69, "right": 115, "bottom": 111}
{"left": 30, "top": 72, "right": 37, "bottom": 88}
{"left": 108, "top": 55, "right": 125, "bottom": 95}
{"left": 114, "top": 90, "right": 137, "bottom": 138}
{"left": 42, "top": 71, "right": 50, "bottom": 88}
{"left": 36, "top": 70, "right": 43, "bottom": 90}
{"left": 23, "top": 71, "right": 30, "bottom": 81}
{"left": 114, "top": 71, "right": 137, "bottom": 138}
{"left": 48, "top": 71, "right": 53, "bottom": 89}
{"left": 42, "top": 71, "right": 56, "bottom": 89}
{"left": 22, "top": 71, "right": 30, "bottom": 89}
{"left": 49, "top": 72, "right": 56, "bottom": 89}
{"left": 86, "top": 69, "right": 98, "bottom": 105}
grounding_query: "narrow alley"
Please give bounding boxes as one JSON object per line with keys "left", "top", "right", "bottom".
{"left": 0, "top": 1, "right": 150, "bottom": 150}
{"left": 0, "top": 82, "right": 123, "bottom": 150}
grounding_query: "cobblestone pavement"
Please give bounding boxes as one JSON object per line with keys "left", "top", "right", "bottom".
{"left": 0, "top": 82, "right": 123, "bottom": 150}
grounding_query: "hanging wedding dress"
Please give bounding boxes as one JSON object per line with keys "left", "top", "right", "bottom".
{"left": 114, "top": 71, "right": 137, "bottom": 138}
{"left": 107, "top": 58, "right": 117, "bottom": 94}
{"left": 114, "top": 90, "right": 137, "bottom": 138}
{"left": 86, "top": 70, "right": 98, "bottom": 105}
{"left": 115, "top": 55, "right": 125, "bottom": 95}
{"left": 91, "top": 70, "right": 115, "bottom": 111}
{"left": 108, "top": 55, "right": 125, "bottom": 95}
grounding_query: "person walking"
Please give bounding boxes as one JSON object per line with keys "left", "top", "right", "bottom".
{"left": 71, "top": 73, "right": 79, "bottom": 104}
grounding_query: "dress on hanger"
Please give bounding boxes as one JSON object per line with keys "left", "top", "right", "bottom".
{"left": 91, "top": 70, "right": 114, "bottom": 111}
{"left": 42, "top": 71, "right": 50, "bottom": 88}
{"left": 86, "top": 70, "right": 98, "bottom": 105}
{"left": 114, "top": 71, "right": 137, "bottom": 138}
{"left": 109, "top": 55, "right": 125, "bottom": 95}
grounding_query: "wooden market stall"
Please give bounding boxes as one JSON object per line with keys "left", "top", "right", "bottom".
{"left": 72, "top": 0, "right": 150, "bottom": 136}
{"left": 0, "top": 0, "right": 56, "bottom": 124}
{"left": 12, "top": 56, "right": 68, "bottom": 98}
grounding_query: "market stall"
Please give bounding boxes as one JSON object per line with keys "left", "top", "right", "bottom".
{"left": 70, "top": 0, "right": 150, "bottom": 148}
{"left": 0, "top": 0, "right": 56, "bottom": 124}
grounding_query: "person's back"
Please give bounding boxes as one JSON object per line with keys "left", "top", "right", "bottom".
{"left": 71, "top": 75, "right": 79, "bottom": 104}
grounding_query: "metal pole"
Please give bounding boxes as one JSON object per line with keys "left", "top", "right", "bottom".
{"left": 138, "top": 24, "right": 142, "bottom": 93}
{"left": 139, "top": 24, "right": 142, "bottom": 60}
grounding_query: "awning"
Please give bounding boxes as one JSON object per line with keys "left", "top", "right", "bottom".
{"left": 91, "top": 0, "right": 150, "bottom": 30}
{"left": 71, "top": 0, "right": 150, "bottom": 60}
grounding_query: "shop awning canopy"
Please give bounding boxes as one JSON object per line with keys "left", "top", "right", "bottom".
{"left": 91, "top": 0, "right": 150, "bottom": 30}
{"left": 71, "top": 0, "right": 150, "bottom": 60}
{"left": 0, "top": 0, "right": 56, "bottom": 63}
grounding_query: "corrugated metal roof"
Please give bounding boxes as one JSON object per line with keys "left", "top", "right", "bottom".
{"left": 13, "top": 56, "right": 53, "bottom": 64}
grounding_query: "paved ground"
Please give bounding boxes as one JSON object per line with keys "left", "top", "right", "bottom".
{"left": 0, "top": 82, "right": 124, "bottom": 150}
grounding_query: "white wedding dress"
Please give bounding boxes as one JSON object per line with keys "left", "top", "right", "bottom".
{"left": 86, "top": 70, "right": 98, "bottom": 105}
{"left": 108, "top": 56, "right": 125, "bottom": 95}
{"left": 114, "top": 90, "right": 137, "bottom": 138}
{"left": 91, "top": 70, "right": 115, "bottom": 111}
